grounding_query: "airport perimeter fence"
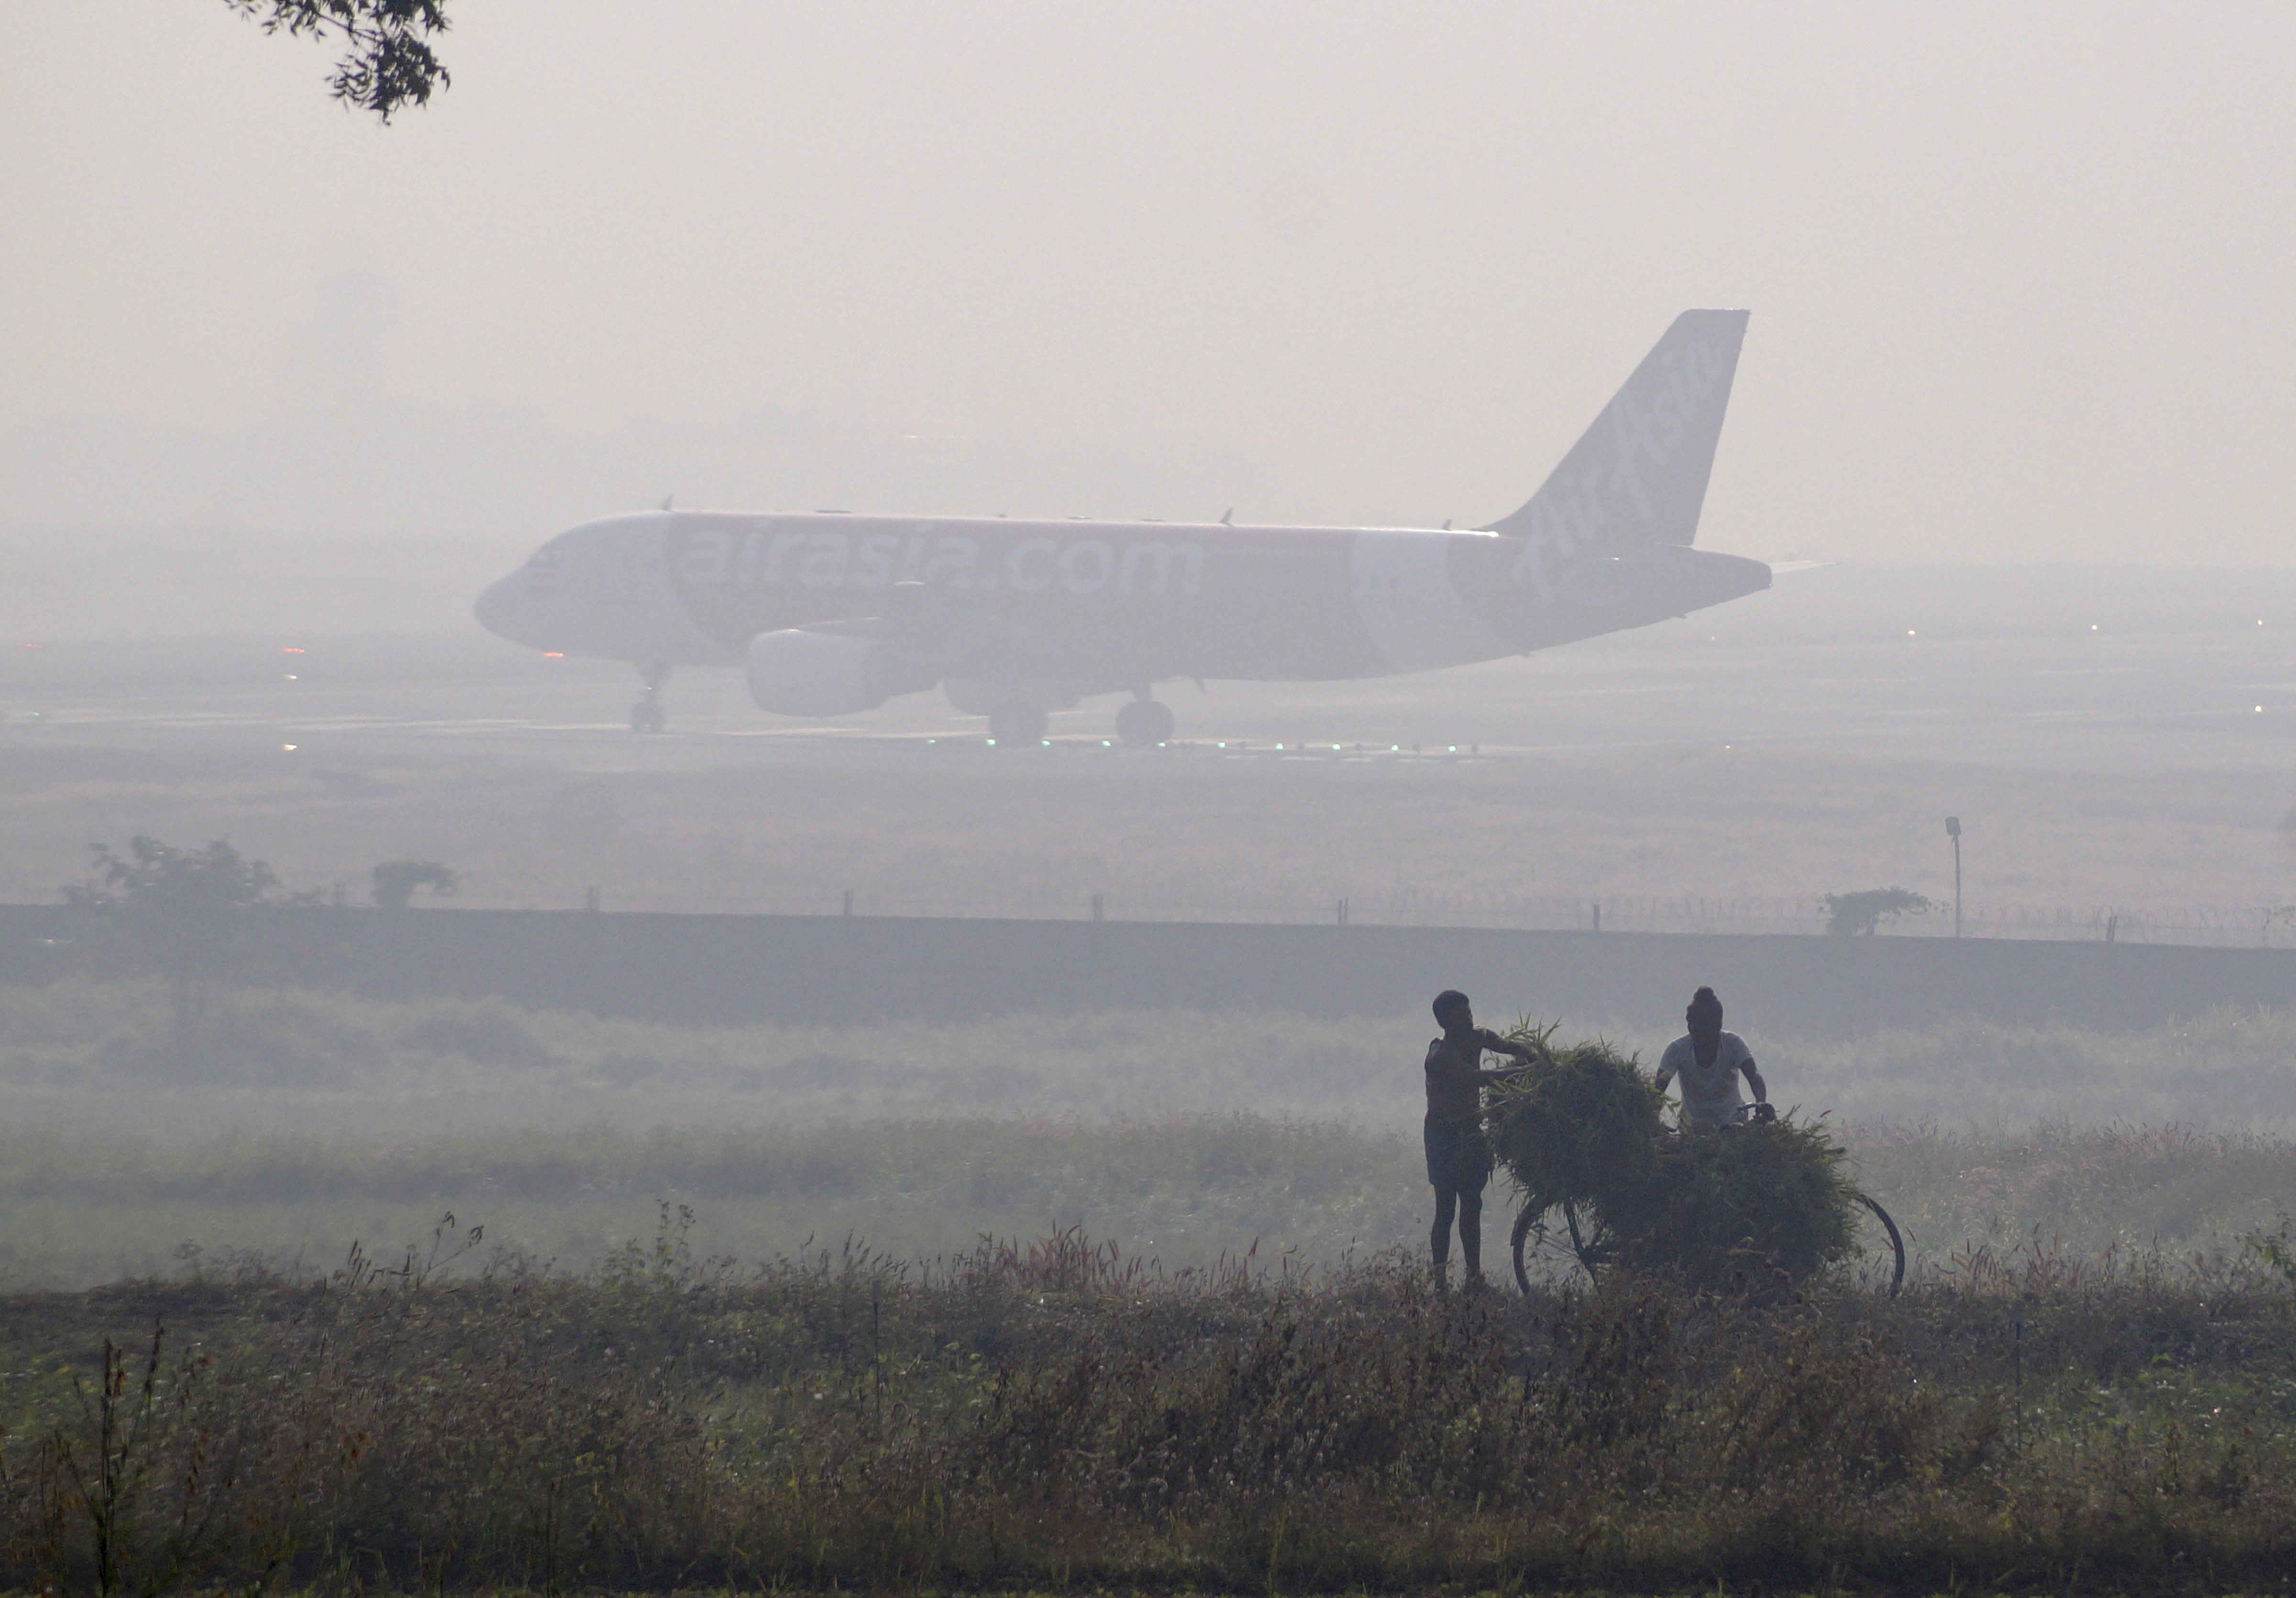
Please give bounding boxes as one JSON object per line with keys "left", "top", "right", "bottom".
{"left": 397, "top": 884, "right": 2296, "bottom": 948}
{"left": 5, "top": 865, "right": 2290, "bottom": 947}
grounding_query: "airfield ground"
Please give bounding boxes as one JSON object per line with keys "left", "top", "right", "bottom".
{"left": 5, "top": 557, "right": 2296, "bottom": 936}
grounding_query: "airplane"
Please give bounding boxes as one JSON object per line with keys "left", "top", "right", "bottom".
{"left": 474, "top": 309, "right": 1772, "bottom": 743}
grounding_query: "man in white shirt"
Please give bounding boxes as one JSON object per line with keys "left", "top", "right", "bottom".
{"left": 1654, "top": 986, "right": 1769, "bottom": 1131}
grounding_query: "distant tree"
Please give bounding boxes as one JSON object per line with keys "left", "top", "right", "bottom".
{"left": 1821, "top": 887, "right": 1933, "bottom": 937}
{"left": 372, "top": 859, "right": 458, "bottom": 910}
{"left": 65, "top": 837, "right": 316, "bottom": 1037}
{"left": 67, "top": 836, "right": 293, "bottom": 919}
{"left": 223, "top": 0, "right": 453, "bottom": 122}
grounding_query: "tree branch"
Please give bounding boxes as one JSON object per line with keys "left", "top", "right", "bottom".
{"left": 224, "top": 0, "right": 452, "bottom": 123}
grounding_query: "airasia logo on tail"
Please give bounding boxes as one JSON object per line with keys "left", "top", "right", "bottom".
{"left": 1504, "top": 325, "right": 1739, "bottom": 603}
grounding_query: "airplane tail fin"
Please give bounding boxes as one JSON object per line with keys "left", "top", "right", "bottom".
{"left": 1485, "top": 309, "right": 1749, "bottom": 550}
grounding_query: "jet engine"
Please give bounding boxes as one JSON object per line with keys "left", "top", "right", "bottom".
{"left": 745, "top": 628, "right": 939, "bottom": 717}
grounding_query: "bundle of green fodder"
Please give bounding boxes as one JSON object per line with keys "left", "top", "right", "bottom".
{"left": 1487, "top": 1026, "right": 1861, "bottom": 1289}
{"left": 1485, "top": 1029, "right": 1668, "bottom": 1221}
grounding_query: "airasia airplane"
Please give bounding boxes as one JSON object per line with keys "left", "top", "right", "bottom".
{"left": 475, "top": 309, "right": 1770, "bottom": 743}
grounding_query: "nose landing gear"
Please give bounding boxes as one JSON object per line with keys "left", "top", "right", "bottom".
{"left": 630, "top": 662, "right": 670, "bottom": 733}
{"left": 1115, "top": 696, "right": 1174, "bottom": 748}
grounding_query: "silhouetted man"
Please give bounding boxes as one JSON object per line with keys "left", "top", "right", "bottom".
{"left": 1654, "top": 985, "right": 1770, "bottom": 1130}
{"left": 1424, "top": 989, "right": 1537, "bottom": 1289}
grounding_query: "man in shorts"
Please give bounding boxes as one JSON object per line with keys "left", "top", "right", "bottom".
{"left": 1424, "top": 989, "right": 1540, "bottom": 1289}
{"left": 1654, "top": 985, "right": 1770, "bottom": 1130}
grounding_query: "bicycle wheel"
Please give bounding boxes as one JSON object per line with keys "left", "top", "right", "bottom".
{"left": 1853, "top": 1191, "right": 1906, "bottom": 1297}
{"left": 1510, "top": 1198, "right": 1601, "bottom": 1293}
{"left": 1510, "top": 1203, "right": 1537, "bottom": 1293}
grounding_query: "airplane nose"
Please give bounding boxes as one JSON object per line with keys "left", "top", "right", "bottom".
{"left": 474, "top": 573, "right": 521, "bottom": 638}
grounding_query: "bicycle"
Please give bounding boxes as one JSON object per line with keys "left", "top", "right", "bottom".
{"left": 1508, "top": 1101, "right": 1906, "bottom": 1297}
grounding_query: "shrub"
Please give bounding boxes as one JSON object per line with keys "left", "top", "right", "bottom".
{"left": 1821, "top": 886, "right": 1933, "bottom": 936}
{"left": 370, "top": 859, "right": 457, "bottom": 910}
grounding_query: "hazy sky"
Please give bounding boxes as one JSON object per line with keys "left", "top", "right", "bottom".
{"left": 4, "top": 3, "right": 2293, "bottom": 560}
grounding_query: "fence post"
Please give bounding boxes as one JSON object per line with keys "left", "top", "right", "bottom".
{"left": 1592, "top": 903, "right": 1601, "bottom": 934}
{"left": 584, "top": 885, "right": 600, "bottom": 913}
{"left": 1336, "top": 898, "right": 1349, "bottom": 927}
{"left": 1091, "top": 893, "right": 1104, "bottom": 923}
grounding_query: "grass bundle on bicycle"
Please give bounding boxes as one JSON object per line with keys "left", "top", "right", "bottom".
{"left": 1486, "top": 1024, "right": 1870, "bottom": 1293}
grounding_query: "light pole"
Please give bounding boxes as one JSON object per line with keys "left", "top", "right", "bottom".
{"left": 1945, "top": 816, "right": 1963, "bottom": 938}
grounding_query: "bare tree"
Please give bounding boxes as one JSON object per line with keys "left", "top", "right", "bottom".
{"left": 223, "top": 0, "right": 452, "bottom": 122}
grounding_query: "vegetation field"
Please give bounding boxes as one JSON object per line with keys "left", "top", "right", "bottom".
{"left": 11, "top": 977, "right": 2296, "bottom": 1135}
{"left": 0, "top": 978, "right": 2294, "bottom": 1589}
{"left": 3, "top": 978, "right": 2295, "bottom": 1285}
{"left": 4, "top": 1221, "right": 2295, "bottom": 1595}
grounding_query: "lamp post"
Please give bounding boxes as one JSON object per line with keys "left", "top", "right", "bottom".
{"left": 1945, "top": 816, "right": 1962, "bottom": 938}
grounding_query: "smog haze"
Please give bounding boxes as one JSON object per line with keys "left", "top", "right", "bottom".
{"left": 4, "top": 3, "right": 2294, "bottom": 564}
{"left": 3, "top": 3, "right": 2296, "bottom": 1310}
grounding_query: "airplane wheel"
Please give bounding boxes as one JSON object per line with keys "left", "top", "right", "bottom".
{"left": 1115, "top": 699, "right": 1174, "bottom": 747}
{"left": 988, "top": 704, "right": 1048, "bottom": 745}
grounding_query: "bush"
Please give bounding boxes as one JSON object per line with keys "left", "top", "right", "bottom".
{"left": 1821, "top": 886, "right": 1932, "bottom": 936}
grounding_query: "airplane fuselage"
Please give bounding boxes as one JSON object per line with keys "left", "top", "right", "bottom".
{"left": 477, "top": 511, "right": 1770, "bottom": 687}
{"left": 472, "top": 309, "right": 1773, "bottom": 738}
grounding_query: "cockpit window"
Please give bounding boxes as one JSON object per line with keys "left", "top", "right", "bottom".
{"left": 528, "top": 545, "right": 566, "bottom": 570}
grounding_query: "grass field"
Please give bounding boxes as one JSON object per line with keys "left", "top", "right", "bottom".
{"left": 1, "top": 979, "right": 2293, "bottom": 1287}
{"left": 2, "top": 1230, "right": 2293, "bottom": 1594}
{"left": 8, "top": 730, "right": 2296, "bottom": 933}
{"left": 12, "top": 977, "right": 2296, "bottom": 1134}
{"left": 3, "top": 977, "right": 2295, "bottom": 1590}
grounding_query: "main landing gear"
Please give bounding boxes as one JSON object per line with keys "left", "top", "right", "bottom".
{"left": 630, "top": 662, "right": 669, "bottom": 733}
{"left": 976, "top": 693, "right": 1173, "bottom": 748}
{"left": 987, "top": 703, "right": 1049, "bottom": 745}
{"left": 1115, "top": 695, "right": 1174, "bottom": 748}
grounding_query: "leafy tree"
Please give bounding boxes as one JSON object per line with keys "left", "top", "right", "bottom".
{"left": 67, "top": 837, "right": 297, "bottom": 918}
{"left": 371, "top": 859, "right": 458, "bottom": 910}
{"left": 224, "top": 0, "right": 452, "bottom": 122}
{"left": 1820, "top": 887, "right": 1933, "bottom": 937}
{"left": 65, "top": 837, "right": 315, "bottom": 1039}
